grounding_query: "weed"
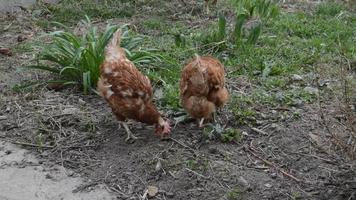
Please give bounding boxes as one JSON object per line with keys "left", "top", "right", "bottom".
{"left": 316, "top": 1, "right": 345, "bottom": 17}
{"left": 197, "top": 0, "right": 279, "bottom": 51}
{"left": 22, "top": 17, "right": 160, "bottom": 94}
{"left": 230, "top": 95, "right": 256, "bottom": 125}
{"left": 226, "top": 187, "right": 241, "bottom": 200}
{"left": 220, "top": 128, "right": 242, "bottom": 143}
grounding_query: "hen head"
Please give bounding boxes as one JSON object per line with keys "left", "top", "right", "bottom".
{"left": 155, "top": 117, "right": 171, "bottom": 136}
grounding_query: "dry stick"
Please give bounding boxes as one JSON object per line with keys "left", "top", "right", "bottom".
{"left": 2, "top": 139, "right": 54, "bottom": 149}
{"left": 250, "top": 127, "right": 268, "bottom": 135}
{"left": 246, "top": 146, "right": 302, "bottom": 183}
{"left": 169, "top": 137, "right": 196, "bottom": 153}
{"left": 185, "top": 168, "right": 209, "bottom": 179}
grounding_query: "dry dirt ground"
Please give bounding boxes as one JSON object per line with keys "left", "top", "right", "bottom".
{"left": 0, "top": 1, "right": 356, "bottom": 200}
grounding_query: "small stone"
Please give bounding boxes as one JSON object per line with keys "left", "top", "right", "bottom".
{"left": 5, "top": 150, "right": 11, "bottom": 155}
{"left": 238, "top": 176, "right": 250, "bottom": 189}
{"left": 270, "top": 173, "right": 277, "bottom": 179}
{"left": 291, "top": 99, "right": 303, "bottom": 107}
{"left": 78, "top": 98, "right": 86, "bottom": 105}
{"left": 208, "top": 147, "right": 218, "bottom": 154}
{"left": 242, "top": 131, "right": 249, "bottom": 136}
{"left": 303, "top": 86, "right": 319, "bottom": 95}
{"left": 45, "top": 173, "right": 53, "bottom": 179}
{"left": 264, "top": 183, "right": 272, "bottom": 188}
{"left": 302, "top": 167, "right": 309, "bottom": 172}
{"left": 155, "top": 160, "right": 162, "bottom": 172}
{"left": 67, "top": 170, "right": 75, "bottom": 177}
{"left": 0, "top": 48, "right": 12, "bottom": 56}
{"left": 147, "top": 186, "right": 159, "bottom": 198}
{"left": 166, "top": 192, "right": 175, "bottom": 198}
{"left": 270, "top": 123, "right": 282, "bottom": 132}
{"left": 275, "top": 92, "right": 284, "bottom": 102}
{"left": 291, "top": 74, "right": 303, "bottom": 81}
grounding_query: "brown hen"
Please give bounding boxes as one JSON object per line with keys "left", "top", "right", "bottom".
{"left": 97, "top": 30, "right": 171, "bottom": 141}
{"left": 180, "top": 55, "right": 229, "bottom": 127}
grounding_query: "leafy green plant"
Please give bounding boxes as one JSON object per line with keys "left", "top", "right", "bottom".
{"left": 220, "top": 128, "right": 242, "bottom": 143}
{"left": 231, "top": 0, "right": 279, "bottom": 46}
{"left": 316, "top": 1, "right": 345, "bottom": 17}
{"left": 24, "top": 16, "right": 161, "bottom": 94}
{"left": 203, "top": 123, "right": 242, "bottom": 143}
{"left": 196, "top": 0, "right": 279, "bottom": 51}
{"left": 226, "top": 188, "right": 241, "bottom": 200}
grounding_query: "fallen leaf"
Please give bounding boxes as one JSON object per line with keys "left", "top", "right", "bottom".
{"left": 0, "top": 48, "right": 13, "bottom": 56}
{"left": 62, "top": 107, "right": 80, "bottom": 115}
{"left": 47, "top": 83, "right": 64, "bottom": 91}
{"left": 147, "top": 185, "right": 158, "bottom": 198}
{"left": 308, "top": 133, "right": 324, "bottom": 146}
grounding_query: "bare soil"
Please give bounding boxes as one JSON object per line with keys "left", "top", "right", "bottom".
{"left": 0, "top": 1, "right": 355, "bottom": 200}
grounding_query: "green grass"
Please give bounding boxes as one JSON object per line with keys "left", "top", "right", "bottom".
{"left": 36, "top": 0, "right": 135, "bottom": 26}
{"left": 21, "top": 1, "right": 355, "bottom": 122}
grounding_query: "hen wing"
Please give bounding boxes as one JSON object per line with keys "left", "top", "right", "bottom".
{"left": 99, "top": 59, "right": 153, "bottom": 119}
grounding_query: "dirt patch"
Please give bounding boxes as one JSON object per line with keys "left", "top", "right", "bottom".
{"left": 2, "top": 88, "right": 355, "bottom": 199}
{"left": 0, "top": 0, "right": 59, "bottom": 13}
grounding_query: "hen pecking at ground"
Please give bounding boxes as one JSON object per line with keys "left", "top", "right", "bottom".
{"left": 97, "top": 30, "right": 171, "bottom": 142}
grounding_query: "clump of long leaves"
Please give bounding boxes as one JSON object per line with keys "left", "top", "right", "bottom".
{"left": 197, "top": 0, "right": 279, "bottom": 52}
{"left": 26, "top": 16, "right": 161, "bottom": 94}
{"left": 231, "top": 0, "right": 279, "bottom": 45}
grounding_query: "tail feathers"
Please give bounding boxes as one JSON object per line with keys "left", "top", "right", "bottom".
{"left": 109, "top": 29, "right": 121, "bottom": 48}
{"left": 191, "top": 53, "right": 205, "bottom": 83}
{"left": 105, "top": 29, "right": 123, "bottom": 61}
{"left": 193, "top": 53, "right": 201, "bottom": 67}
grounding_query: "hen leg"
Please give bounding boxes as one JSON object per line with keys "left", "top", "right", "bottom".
{"left": 198, "top": 118, "right": 205, "bottom": 127}
{"left": 212, "top": 112, "right": 217, "bottom": 123}
{"left": 122, "top": 122, "right": 138, "bottom": 142}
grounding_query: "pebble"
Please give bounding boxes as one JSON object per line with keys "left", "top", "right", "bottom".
{"left": 147, "top": 186, "right": 159, "bottom": 198}
{"left": 270, "top": 123, "right": 282, "bottom": 132}
{"left": 270, "top": 173, "right": 277, "bottom": 179}
{"left": 291, "top": 74, "right": 303, "bottom": 81}
{"left": 303, "top": 86, "right": 319, "bottom": 95}
{"left": 291, "top": 99, "right": 303, "bottom": 107}
{"left": 208, "top": 147, "right": 219, "bottom": 154}
{"left": 166, "top": 192, "right": 175, "bottom": 198}
{"left": 155, "top": 160, "right": 162, "bottom": 172}
{"left": 264, "top": 183, "right": 272, "bottom": 188}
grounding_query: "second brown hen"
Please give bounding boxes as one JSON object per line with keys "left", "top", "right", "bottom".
{"left": 180, "top": 55, "right": 229, "bottom": 127}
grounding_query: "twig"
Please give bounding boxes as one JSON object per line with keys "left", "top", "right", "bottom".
{"left": 246, "top": 146, "right": 302, "bottom": 183}
{"left": 251, "top": 127, "right": 268, "bottom": 135}
{"left": 169, "top": 137, "right": 196, "bottom": 152}
{"left": 185, "top": 168, "right": 209, "bottom": 179}
{"left": 141, "top": 189, "right": 148, "bottom": 200}
{"left": 72, "top": 182, "right": 98, "bottom": 193}
{"left": 2, "top": 139, "right": 54, "bottom": 149}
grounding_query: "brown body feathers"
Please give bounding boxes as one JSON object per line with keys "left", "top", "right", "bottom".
{"left": 180, "top": 55, "right": 229, "bottom": 124}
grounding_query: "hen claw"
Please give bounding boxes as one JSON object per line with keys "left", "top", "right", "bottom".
{"left": 122, "top": 122, "right": 139, "bottom": 143}
{"left": 125, "top": 134, "right": 138, "bottom": 143}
